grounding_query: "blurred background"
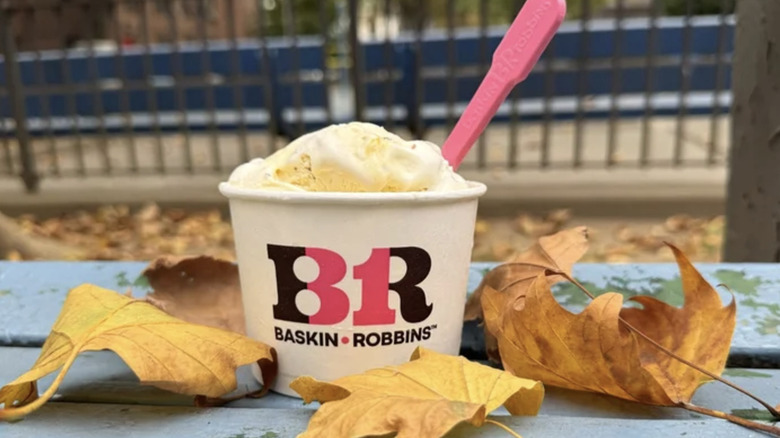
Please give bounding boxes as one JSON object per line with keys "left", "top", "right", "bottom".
{"left": 0, "top": 0, "right": 738, "bottom": 263}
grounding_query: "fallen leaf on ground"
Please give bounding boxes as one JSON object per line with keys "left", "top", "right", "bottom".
{"left": 0, "top": 284, "right": 276, "bottom": 421}
{"left": 465, "top": 227, "right": 589, "bottom": 361}
{"left": 143, "top": 255, "right": 245, "bottom": 334}
{"left": 290, "top": 347, "right": 543, "bottom": 438}
{"left": 480, "top": 243, "right": 736, "bottom": 406}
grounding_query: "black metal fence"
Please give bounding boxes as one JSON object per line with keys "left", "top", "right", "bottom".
{"left": 0, "top": 0, "right": 734, "bottom": 191}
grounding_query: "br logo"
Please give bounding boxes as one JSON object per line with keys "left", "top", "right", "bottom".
{"left": 267, "top": 244, "right": 433, "bottom": 326}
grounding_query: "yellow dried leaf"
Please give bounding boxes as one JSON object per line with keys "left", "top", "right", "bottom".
{"left": 0, "top": 284, "right": 276, "bottom": 421}
{"left": 290, "top": 347, "right": 543, "bottom": 438}
{"left": 482, "top": 243, "right": 736, "bottom": 406}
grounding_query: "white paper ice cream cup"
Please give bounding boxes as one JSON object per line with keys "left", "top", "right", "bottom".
{"left": 219, "top": 181, "right": 487, "bottom": 397}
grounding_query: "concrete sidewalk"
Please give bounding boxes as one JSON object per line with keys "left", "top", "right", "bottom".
{"left": 0, "top": 166, "right": 727, "bottom": 219}
{"left": 0, "top": 115, "right": 729, "bottom": 218}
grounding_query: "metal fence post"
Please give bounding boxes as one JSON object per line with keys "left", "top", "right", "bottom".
{"left": 0, "top": 3, "right": 38, "bottom": 192}
{"left": 347, "top": 0, "right": 365, "bottom": 122}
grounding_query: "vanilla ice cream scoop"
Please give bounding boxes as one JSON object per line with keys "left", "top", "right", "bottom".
{"left": 227, "top": 122, "right": 469, "bottom": 192}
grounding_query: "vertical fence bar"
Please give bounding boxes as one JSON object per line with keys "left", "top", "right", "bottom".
{"left": 348, "top": 0, "right": 365, "bottom": 123}
{"left": 508, "top": 0, "right": 525, "bottom": 169}
{"left": 257, "top": 1, "right": 278, "bottom": 152}
{"left": 445, "top": 0, "right": 456, "bottom": 131}
{"left": 382, "top": 0, "right": 394, "bottom": 129}
{"left": 139, "top": 0, "right": 165, "bottom": 173}
{"left": 0, "top": 29, "right": 10, "bottom": 175}
{"left": 540, "top": 41, "right": 555, "bottom": 168}
{"left": 0, "top": 117, "right": 11, "bottom": 175}
{"left": 110, "top": 0, "right": 139, "bottom": 173}
{"left": 196, "top": 0, "right": 221, "bottom": 171}
{"left": 573, "top": 0, "right": 591, "bottom": 168}
{"left": 640, "top": 0, "right": 659, "bottom": 167}
{"left": 708, "top": 0, "right": 730, "bottom": 166}
{"left": 282, "top": 1, "right": 306, "bottom": 136}
{"left": 674, "top": 0, "right": 694, "bottom": 166}
{"left": 318, "top": 0, "right": 333, "bottom": 126}
{"left": 476, "top": 0, "right": 488, "bottom": 169}
{"left": 0, "top": 4, "right": 38, "bottom": 190}
{"left": 83, "top": 1, "right": 111, "bottom": 174}
{"left": 165, "top": 0, "right": 194, "bottom": 173}
{"left": 606, "top": 0, "right": 624, "bottom": 168}
{"left": 54, "top": 3, "right": 86, "bottom": 175}
{"left": 410, "top": 0, "right": 426, "bottom": 139}
{"left": 282, "top": 0, "right": 304, "bottom": 136}
{"left": 226, "top": 0, "right": 249, "bottom": 163}
{"left": 0, "top": 86, "right": 13, "bottom": 175}
{"left": 29, "top": 6, "right": 59, "bottom": 177}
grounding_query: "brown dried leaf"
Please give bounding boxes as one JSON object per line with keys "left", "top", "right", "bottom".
{"left": 482, "top": 244, "right": 736, "bottom": 407}
{"left": 545, "top": 208, "right": 572, "bottom": 226}
{"left": 465, "top": 227, "right": 589, "bottom": 362}
{"left": 142, "top": 255, "right": 245, "bottom": 334}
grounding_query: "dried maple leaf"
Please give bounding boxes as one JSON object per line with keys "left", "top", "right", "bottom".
{"left": 290, "top": 347, "right": 543, "bottom": 438}
{"left": 142, "top": 255, "right": 245, "bottom": 334}
{"left": 481, "top": 243, "right": 736, "bottom": 406}
{"left": 0, "top": 284, "right": 276, "bottom": 421}
{"left": 465, "top": 227, "right": 589, "bottom": 361}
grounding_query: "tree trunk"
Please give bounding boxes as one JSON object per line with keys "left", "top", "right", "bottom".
{"left": 723, "top": 0, "right": 780, "bottom": 261}
{"left": 0, "top": 211, "right": 84, "bottom": 260}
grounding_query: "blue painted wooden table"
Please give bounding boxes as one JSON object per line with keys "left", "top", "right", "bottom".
{"left": 0, "top": 261, "right": 778, "bottom": 437}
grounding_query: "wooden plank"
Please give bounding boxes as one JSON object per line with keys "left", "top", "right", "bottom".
{"left": 1, "top": 347, "right": 778, "bottom": 419}
{"left": 0, "top": 402, "right": 760, "bottom": 438}
{"left": 1, "top": 262, "right": 777, "bottom": 362}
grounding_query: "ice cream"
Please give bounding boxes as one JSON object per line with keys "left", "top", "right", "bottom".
{"left": 226, "top": 122, "right": 469, "bottom": 193}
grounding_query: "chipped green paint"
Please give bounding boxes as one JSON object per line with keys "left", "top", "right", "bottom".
{"left": 641, "top": 276, "right": 684, "bottom": 307}
{"left": 551, "top": 276, "right": 685, "bottom": 308}
{"left": 757, "top": 315, "right": 780, "bottom": 335}
{"left": 713, "top": 269, "right": 763, "bottom": 297}
{"left": 722, "top": 369, "right": 773, "bottom": 378}
{"left": 115, "top": 272, "right": 132, "bottom": 288}
{"left": 133, "top": 274, "right": 150, "bottom": 289}
{"left": 115, "top": 272, "right": 150, "bottom": 290}
{"left": 742, "top": 298, "right": 780, "bottom": 317}
{"left": 37, "top": 287, "right": 59, "bottom": 295}
{"left": 0, "top": 289, "right": 11, "bottom": 297}
{"left": 730, "top": 408, "right": 779, "bottom": 422}
{"left": 551, "top": 281, "right": 600, "bottom": 306}
{"left": 261, "top": 432, "right": 279, "bottom": 438}
{"left": 742, "top": 297, "right": 780, "bottom": 335}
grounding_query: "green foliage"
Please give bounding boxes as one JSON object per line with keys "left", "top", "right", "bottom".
{"left": 260, "top": 0, "right": 337, "bottom": 37}
{"left": 663, "top": 0, "right": 735, "bottom": 16}
{"left": 256, "top": 0, "right": 736, "bottom": 39}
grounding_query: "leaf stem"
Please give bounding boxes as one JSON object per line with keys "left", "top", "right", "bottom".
{"left": 681, "top": 403, "right": 780, "bottom": 436}
{"left": 0, "top": 350, "right": 80, "bottom": 421}
{"left": 485, "top": 418, "right": 523, "bottom": 438}
{"left": 557, "top": 271, "right": 780, "bottom": 419}
{"left": 496, "top": 262, "right": 571, "bottom": 293}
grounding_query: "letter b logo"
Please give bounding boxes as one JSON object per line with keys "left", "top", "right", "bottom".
{"left": 267, "top": 244, "right": 433, "bottom": 326}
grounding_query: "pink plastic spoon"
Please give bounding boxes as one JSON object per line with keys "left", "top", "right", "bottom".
{"left": 441, "top": 0, "right": 567, "bottom": 169}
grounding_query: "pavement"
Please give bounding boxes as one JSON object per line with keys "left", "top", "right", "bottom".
{"left": 0, "top": 115, "right": 730, "bottom": 219}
